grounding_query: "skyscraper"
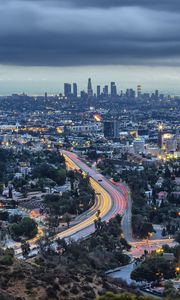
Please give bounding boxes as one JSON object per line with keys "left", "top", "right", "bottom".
{"left": 73, "top": 83, "right": 78, "bottom": 98}
{"left": 87, "top": 78, "right": 93, "bottom": 97}
{"left": 104, "top": 120, "right": 119, "bottom": 139}
{"left": 103, "top": 85, "right": 109, "bottom": 96}
{"left": 137, "top": 85, "right": 141, "bottom": 98}
{"left": 110, "top": 82, "right": 117, "bottom": 97}
{"left": 155, "top": 90, "right": 159, "bottom": 100}
{"left": 126, "top": 89, "right": 135, "bottom": 99}
{"left": 97, "top": 85, "right": 101, "bottom": 98}
{"left": 64, "top": 83, "right": 71, "bottom": 97}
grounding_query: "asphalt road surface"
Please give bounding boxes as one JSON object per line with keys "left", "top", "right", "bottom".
{"left": 55, "top": 150, "right": 128, "bottom": 241}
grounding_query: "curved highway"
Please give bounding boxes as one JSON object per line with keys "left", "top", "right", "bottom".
{"left": 55, "top": 150, "right": 127, "bottom": 241}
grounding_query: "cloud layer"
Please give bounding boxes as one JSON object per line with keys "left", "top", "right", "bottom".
{"left": 0, "top": 0, "right": 180, "bottom": 66}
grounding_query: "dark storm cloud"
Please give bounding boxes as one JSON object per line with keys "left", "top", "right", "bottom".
{"left": 69, "top": 0, "right": 180, "bottom": 10}
{"left": 28, "top": 0, "right": 180, "bottom": 11}
{"left": 0, "top": 0, "right": 180, "bottom": 66}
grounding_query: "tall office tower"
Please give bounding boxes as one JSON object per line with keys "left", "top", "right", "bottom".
{"left": 87, "top": 78, "right": 93, "bottom": 97}
{"left": 104, "top": 120, "right": 119, "bottom": 139}
{"left": 103, "top": 85, "right": 109, "bottom": 96}
{"left": 80, "top": 90, "right": 86, "bottom": 99}
{"left": 137, "top": 85, "right": 141, "bottom": 98}
{"left": 126, "top": 89, "right": 135, "bottom": 99}
{"left": 97, "top": 85, "right": 101, "bottom": 97}
{"left": 73, "top": 83, "right": 78, "bottom": 98}
{"left": 111, "top": 82, "right": 117, "bottom": 97}
{"left": 155, "top": 90, "right": 159, "bottom": 100}
{"left": 64, "top": 83, "right": 71, "bottom": 97}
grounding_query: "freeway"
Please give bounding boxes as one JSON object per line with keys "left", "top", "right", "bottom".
{"left": 54, "top": 150, "right": 127, "bottom": 241}
{"left": 14, "top": 150, "right": 127, "bottom": 257}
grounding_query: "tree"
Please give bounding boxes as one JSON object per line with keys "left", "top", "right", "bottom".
{"left": 11, "top": 217, "right": 38, "bottom": 240}
{"left": 63, "top": 213, "right": 71, "bottom": 228}
{"left": 21, "top": 241, "right": 30, "bottom": 258}
{"left": 44, "top": 194, "right": 62, "bottom": 215}
{"left": 21, "top": 185, "right": 28, "bottom": 198}
{"left": 162, "top": 228, "right": 166, "bottom": 237}
{"left": 21, "top": 217, "right": 38, "bottom": 238}
{"left": 56, "top": 238, "right": 68, "bottom": 253}
{"left": 132, "top": 214, "right": 155, "bottom": 239}
{"left": 164, "top": 167, "right": 171, "bottom": 178}
{"left": 164, "top": 281, "right": 180, "bottom": 300}
{"left": 48, "top": 214, "right": 59, "bottom": 228}
{"left": 0, "top": 211, "right": 9, "bottom": 221}
{"left": 0, "top": 183, "right": 4, "bottom": 194}
{"left": 8, "top": 186, "right": 13, "bottom": 199}
{"left": 33, "top": 163, "right": 66, "bottom": 186}
{"left": 67, "top": 170, "right": 75, "bottom": 190}
{"left": 0, "top": 248, "right": 14, "bottom": 266}
{"left": 140, "top": 222, "right": 155, "bottom": 238}
{"left": 11, "top": 223, "right": 22, "bottom": 239}
{"left": 131, "top": 256, "right": 176, "bottom": 282}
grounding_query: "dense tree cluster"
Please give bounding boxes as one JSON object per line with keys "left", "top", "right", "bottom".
{"left": 0, "top": 248, "right": 14, "bottom": 266}
{"left": 97, "top": 159, "right": 116, "bottom": 177}
{"left": 131, "top": 253, "right": 176, "bottom": 282}
{"left": 0, "top": 149, "right": 15, "bottom": 183}
{"left": 44, "top": 172, "right": 95, "bottom": 229}
{"left": 0, "top": 149, "right": 66, "bottom": 197}
{"left": 163, "top": 280, "right": 180, "bottom": 300}
{"left": 11, "top": 217, "right": 38, "bottom": 240}
{"left": 32, "top": 163, "right": 66, "bottom": 186}
{"left": 38, "top": 215, "right": 131, "bottom": 272}
{"left": 121, "top": 161, "right": 180, "bottom": 239}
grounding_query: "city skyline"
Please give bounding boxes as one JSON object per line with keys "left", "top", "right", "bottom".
{"left": 1, "top": 1, "right": 180, "bottom": 94}
{"left": 1, "top": 65, "right": 180, "bottom": 96}
{"left": 0, "top": 1, "right": 179, "bottom": 298}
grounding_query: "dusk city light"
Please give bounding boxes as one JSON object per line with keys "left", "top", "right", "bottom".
{"left": 0, "top": 1, "right": 179, "bottom": 300}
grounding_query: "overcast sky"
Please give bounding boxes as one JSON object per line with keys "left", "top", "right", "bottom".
{"left": 0, "top": 0, "right": 180, "bottom": 95}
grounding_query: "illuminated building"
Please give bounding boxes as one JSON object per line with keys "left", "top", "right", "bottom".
{"left": 133, "top": 138, "right": 145, "bottom": 154}
{"left": 166, "top": 138, "right": 177, "bottom": 152}
{"left": 161, "top": 133, "right": 173, "bottom": 150}
{"left": 94, "top": 114, "right": 102, "bottom": 122}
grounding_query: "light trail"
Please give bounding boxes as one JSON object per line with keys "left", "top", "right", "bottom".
{"left": 15, "top": 150, "right": 127, "bottom": 256}
{"left": 54, "top": 150, "right": 127, "bottom": 240}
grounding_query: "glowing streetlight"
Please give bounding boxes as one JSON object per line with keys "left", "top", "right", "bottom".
{"left": 158, "top": 124, "right": 163, "bottom": 131}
